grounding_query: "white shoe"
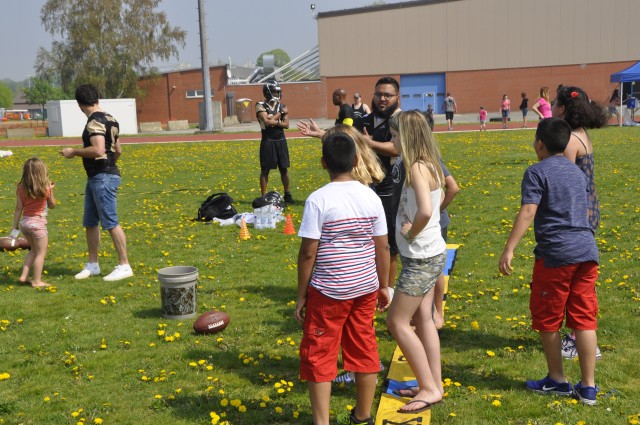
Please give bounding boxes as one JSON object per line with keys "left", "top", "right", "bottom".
{"left": 75, "top": 263, "right": 100, "bottom": 280}
{"left": 103, "top": 264, "right": 133, "bottom": 281}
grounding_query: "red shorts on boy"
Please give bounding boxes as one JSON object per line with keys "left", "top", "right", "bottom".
{"left": 299, "top": 286, "right": 380, "bottom": 382}
{"left": 529, "top": 258, "right": 598, "bottom": 332}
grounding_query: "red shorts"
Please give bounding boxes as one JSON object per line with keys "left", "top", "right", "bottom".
{"left": 299, "top": 286, "right": 380, "bottom": 382}
{"left": 530, "top": 258, "right": 598, "bottom": 332}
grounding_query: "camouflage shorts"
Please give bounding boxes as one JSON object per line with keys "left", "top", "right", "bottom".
{"left": 396, "top": 252, "right": 447, "bottom": 297}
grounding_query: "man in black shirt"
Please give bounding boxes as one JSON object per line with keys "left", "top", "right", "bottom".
{"left": 256, "top": 80, "right": 293, "bottom": 203}
{"left": 355, "top": 76, "right": 401, "bottom": 286}
{"left": 60, "top": 84, "right": 133, "bottom": 282}
{"left": 332, "top": 88, "right": 354, "bottom": 126}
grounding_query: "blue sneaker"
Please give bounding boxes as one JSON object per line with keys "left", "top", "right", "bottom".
{"left": 525, "top": 375, "right": 572, "bottom": 396}
{"left": 573, "top": 382, "right": 598, "bottom": 405}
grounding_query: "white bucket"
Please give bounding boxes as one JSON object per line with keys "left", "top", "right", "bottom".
{"left": 158, "top": 266, "right": 198, "bottom": 319}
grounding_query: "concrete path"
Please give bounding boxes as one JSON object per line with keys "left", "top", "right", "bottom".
{"left": 0, "top": 113, "right": 545, "bottom": 149}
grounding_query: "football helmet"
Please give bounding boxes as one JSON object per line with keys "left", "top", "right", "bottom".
{"left": 263, "top": 80, "right": 282, "bottom": 102}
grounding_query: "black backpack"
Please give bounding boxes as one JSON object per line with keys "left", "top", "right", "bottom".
{"left": 197, "top": 193, "right": 237, "bottom": 221}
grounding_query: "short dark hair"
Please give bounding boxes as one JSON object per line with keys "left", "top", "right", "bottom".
{"left": 375, "top": 76, "right": 399, "bottom": 93}
{"left": 322, "top": 132, "right": 356, "bottom": 174}
{"left": 75, "top": 84, "right": 100, "bottom": 106}
{"left": 535, "top": 118, "right": 571, "bottom": 154}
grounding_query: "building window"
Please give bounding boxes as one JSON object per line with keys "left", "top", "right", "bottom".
{"left": 186, "top": 90, "right": 214, "bottom": 98}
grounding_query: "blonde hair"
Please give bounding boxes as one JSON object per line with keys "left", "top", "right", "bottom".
{"left": 540, "top": 86, "right": 550, "bottom": 102}
{"left": 389, "top": 110, "right": 444, "bottom": 188}
{"left": 19, "top": 157, "right": 50, "bottom": 199}
{"left": 322, "top": 125, "right": 385, "bottom": 185}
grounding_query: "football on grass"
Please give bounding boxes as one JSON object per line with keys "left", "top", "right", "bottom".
{"left": 193, "top": 310, "right": 230, "bottom": 334}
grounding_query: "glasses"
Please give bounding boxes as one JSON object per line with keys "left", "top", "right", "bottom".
{"left": 373, "top": 92, "right": 397, "bottom": 100}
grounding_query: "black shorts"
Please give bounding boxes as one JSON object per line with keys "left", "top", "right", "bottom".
{"left": 445, "top": 111, "right": 454, "bottom": 120}
{"left": 260, "top": 138, "right": 290, "bottom": 170}
{"left": 379, "top": 194, "right": 398, "bottom": 255}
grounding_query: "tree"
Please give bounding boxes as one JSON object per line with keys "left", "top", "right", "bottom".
{"left": 0, "top": 82, "right": 13, "bottom": 109}
{"left": 35, "top": 0, "right": 186, "bottom": 99}
{"left": 256, "top": 49, "right": 291, "bottom": 68}
{"left": 23, "top": 79, "right": 65, "bottom": 123}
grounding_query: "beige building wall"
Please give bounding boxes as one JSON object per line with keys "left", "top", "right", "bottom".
{"left": 318, "top": 0, "right": 640, "bottom": 77}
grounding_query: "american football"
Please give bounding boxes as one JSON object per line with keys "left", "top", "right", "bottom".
{"left": 193, "top": 310, "right": 230, "bottom": 334}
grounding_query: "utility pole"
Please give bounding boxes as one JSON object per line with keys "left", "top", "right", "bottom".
{"left": 198, "top": 0, "right": 214, "bottom": 131}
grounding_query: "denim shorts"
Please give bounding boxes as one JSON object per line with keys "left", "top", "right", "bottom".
{"left": 396, "top": 251, "right": 447, "bottom": 297}
{"left": 83, "top": 173, "right": 121, "bottom": 230}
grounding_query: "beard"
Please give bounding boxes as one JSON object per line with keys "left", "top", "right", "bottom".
{"left": 372, "top": 99, "right": 399, "bottom": 120}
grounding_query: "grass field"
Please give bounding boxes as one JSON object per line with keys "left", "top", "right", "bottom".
{"left": 1, "top": 127, "right": 639, "bottom": 425}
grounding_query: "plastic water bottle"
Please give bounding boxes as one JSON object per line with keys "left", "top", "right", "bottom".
{"left": 254, "top": 207, "right": 265, "bottom": 229}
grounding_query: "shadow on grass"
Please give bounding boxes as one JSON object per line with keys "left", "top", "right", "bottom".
{"left": 133, "top": 307, "right": 165, "bottom": 319}
{"left": 171, "top": 345, "right": 311, "bottom": 424}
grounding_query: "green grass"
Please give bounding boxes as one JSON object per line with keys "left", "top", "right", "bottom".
{"left": 1, "top": 127, "right": 639, "bottom": 425}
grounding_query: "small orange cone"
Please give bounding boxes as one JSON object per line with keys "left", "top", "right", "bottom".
{"left": 283, "top": 214, "right": 296, "bottom": 235}
{"left": 239, "top": 218, "right": 251, "bottom": 240}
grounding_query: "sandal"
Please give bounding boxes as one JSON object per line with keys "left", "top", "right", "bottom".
{"left": 392, "top": 387, "right": 419, "bottom": 398}
{"left": 397, "top": 399, "right": 440, "bottom": 414}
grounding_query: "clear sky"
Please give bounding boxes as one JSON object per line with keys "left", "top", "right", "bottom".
{"left": 0, "top": 0, "right": 405, "bottom": 82}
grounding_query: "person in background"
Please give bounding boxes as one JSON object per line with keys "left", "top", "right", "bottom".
{"left": 531, "top": 87, "right": 552, "bottom": 121}
{"left": 479, "top": 106, "right": 487, "bottom": 131}
{"left": 255, "top": 80, "right": 294, "bottom": 203}
{"left": 441, "top": 92, "right": 457, "bottom": 130}
{"left": 520, "top": 92, "right": 529, "bottom": 128}
{"left": 608, "top": 88, "right": 620, "bottom": 122}
{"left": 501, "top": 94, "right": 511, "bottom": 129}
{"left": 352, "top": 92, "right": 371, "bottom": 121}
{"left": 332, "top": 88, "right": 355, "bottom": 126}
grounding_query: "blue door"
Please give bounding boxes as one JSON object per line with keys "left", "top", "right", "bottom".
{"left": 400, "top": 74, "right": 446, "bottom": 112}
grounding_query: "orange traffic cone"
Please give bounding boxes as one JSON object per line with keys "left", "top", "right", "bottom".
{"left": 239, "top": 218, "right": 251, "bottom": 240}
{"left": 283, "top": 214, "right": 296, "bottom": 235}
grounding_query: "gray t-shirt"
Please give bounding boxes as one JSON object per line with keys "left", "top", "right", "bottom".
{"left": 521, "top": 155, "right": 598, "bottom": 267}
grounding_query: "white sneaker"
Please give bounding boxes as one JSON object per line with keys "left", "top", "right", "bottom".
{"left": 75, "top": 263, "right": 100, "bottom": 280}
{"left": 103, "top": 264, "right": 133, "bottom": 281}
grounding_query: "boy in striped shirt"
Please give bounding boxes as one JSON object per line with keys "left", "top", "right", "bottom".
{"left": 295, "top": 132, "right": 390, "bottom": 425}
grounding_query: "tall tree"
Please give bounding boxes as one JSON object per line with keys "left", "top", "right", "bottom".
{"left": 256, "top": 49, "right": 291, "bottom": 68}
{"left": 35, "top": 0, "right": 186, "bottom": 98}
{"left": 0, "top": 82, "right": 13, "bottom": 109}
{"left": 23, "top": 79, "right": 65, "bottom": 123}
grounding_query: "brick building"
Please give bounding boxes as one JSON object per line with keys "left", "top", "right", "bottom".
{"left": 137, "top": 0, "right": 640, "bottom": 124}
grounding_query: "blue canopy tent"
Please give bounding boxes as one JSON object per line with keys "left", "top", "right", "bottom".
{"left": 610, "top": 61, "right": 640, "bottom": 126}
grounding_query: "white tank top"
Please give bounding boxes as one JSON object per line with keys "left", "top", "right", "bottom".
{"left": 396, "top": 185, "right": 447, "bottom": 259}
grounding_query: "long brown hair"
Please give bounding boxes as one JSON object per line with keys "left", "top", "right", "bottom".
{"left": 19, "top": 157, "right": 50, "bottom": 199}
